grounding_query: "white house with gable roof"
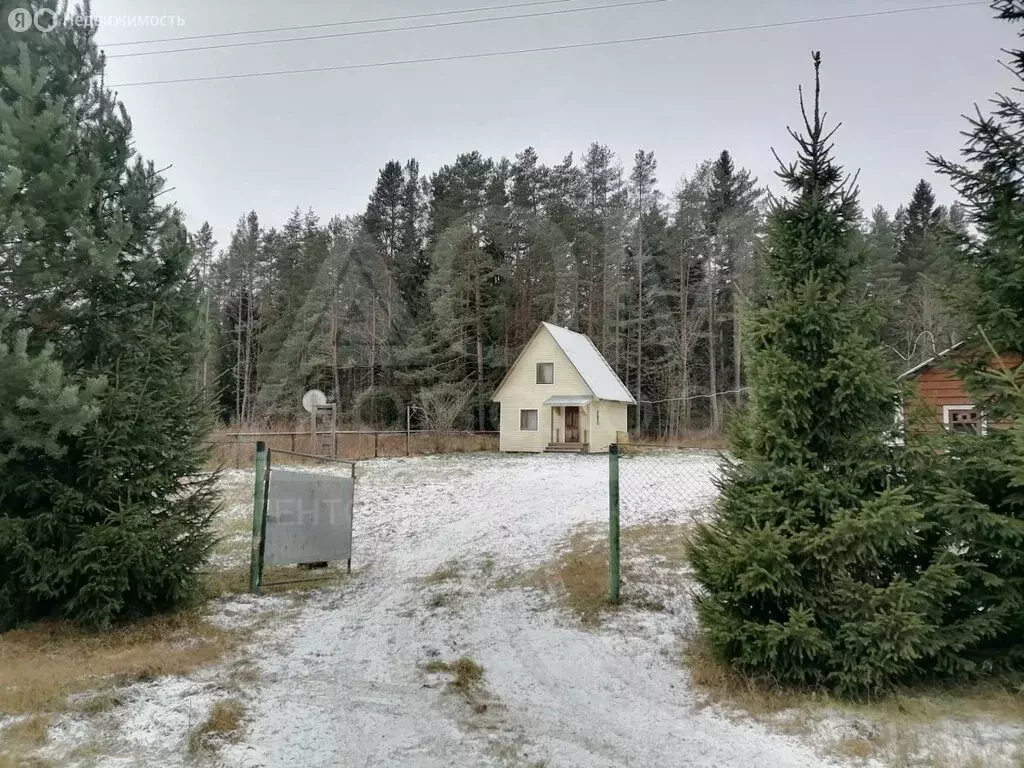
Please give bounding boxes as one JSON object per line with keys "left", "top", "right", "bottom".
{"left": 491, "top": 322, "right": 635, "bottom": 453}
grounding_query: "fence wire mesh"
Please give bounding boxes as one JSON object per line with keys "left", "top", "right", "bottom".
{"left": 617, "top": 444, "right": 727, "bottom": 527}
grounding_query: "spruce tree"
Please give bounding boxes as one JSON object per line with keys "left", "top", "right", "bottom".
{"left": 927, "top": 0, "right": 1024, "bottom": 670}
{"left": 688, "top": 54, "right": 967, "bottom": 694}
{"left": 0, "top": 4, "right": 216, "bottom": 628}
{"left": 895, "top": 180, "right": 941, "bottom": 286}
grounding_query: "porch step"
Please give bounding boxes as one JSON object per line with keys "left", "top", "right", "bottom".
{"left": 545, "top": 443, "right": 587, "bottom": 453}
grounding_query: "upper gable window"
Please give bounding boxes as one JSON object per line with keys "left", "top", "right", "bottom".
{"left": 536, "top": 362, "right": 554, "bottom": 384}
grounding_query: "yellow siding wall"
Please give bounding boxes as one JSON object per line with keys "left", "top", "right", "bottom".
{"left": 588, "top": 400, "right": 628, "bottom": 453}
{"left": 495, "top": 329, "right": 592, "bottom": 452}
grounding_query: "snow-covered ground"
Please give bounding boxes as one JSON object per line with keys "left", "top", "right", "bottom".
{"left": 29, "top": 452, "right": 1022, "bottom": 767}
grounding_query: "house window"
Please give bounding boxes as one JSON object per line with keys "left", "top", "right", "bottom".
{"left": 943, "top": 405, "right": 986, "bottom": 435}
{"left": 520, "top": 409, "right": 538, "bottom": 431}
{"left": 536, "top": 362, "right": 554, "bottom": 384}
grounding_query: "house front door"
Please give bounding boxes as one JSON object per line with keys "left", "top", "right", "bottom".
{"left": 564, "top": 406, "right": 580, "bottom": 443}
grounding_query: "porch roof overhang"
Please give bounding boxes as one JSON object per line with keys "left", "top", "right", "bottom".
{"left": 543, "top": 395, "right": 592, "bottom": 406}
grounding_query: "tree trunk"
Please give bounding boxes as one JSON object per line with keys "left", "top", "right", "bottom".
{"left": 234, "top": 313, "right": 243, "bottom": 426}
{"left": 201, "top": 291, "right": 210, "bottom": 391}
{"left": 733, "top": 283, "right": 742, "bottom": 408}
{"left": 370, "top": 294, "right": 377, "bottom": 424}
{"left": 680, "top": 248, "right": 692, "bottom": 433}
{"left": 241, "top": 290, "right": 254, "bottom": 425}
{"left": 636, "top": 192, "right": 644, "bottom": 433}
{"left": 475, "top": 257, "right": 486, "bottom": 431}
{"left": 331, "top": 283, "right": 341, "bottom": 404}
{"left": 707, "top": 246, "right": 721, "bottom": 433}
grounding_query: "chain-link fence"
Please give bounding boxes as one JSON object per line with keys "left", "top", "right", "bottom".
{"left": 607, "top": 443, "right": 727, "bottom": 603}
{"left": 617, "top": 443, "right": 726, "bottom": 525}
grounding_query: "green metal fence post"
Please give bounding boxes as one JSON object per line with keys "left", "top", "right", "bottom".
{"left": 609, "top": 442, "right": 621, "bottom": 604}
{"left": 250, "top": 441, "right": 268, "bottom": 595}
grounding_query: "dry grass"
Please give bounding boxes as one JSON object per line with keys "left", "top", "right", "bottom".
{"left": 0, "top": 713, "right": 65, "bottom": 767}
{"left": 835, "top": 737, "right": 875, "bottom": 760}
{"left": 1, "top": 715, "right": 52, "bottom": 747}
{"left": 518, "top": 528, "right": 611, "bottom": 625}
{"left": 68, "top": 691, "right": 123, "bottom": 715}
{"left": 422, "top": 656, "right": 489, "bottom": 713}
{"left": 684, "top": 639, "right": 812, "bottom": 716}
{"left": 685, "top": 638, "right": 1024, "bottom": 766}
{"left": 0, "top": 611, "right": 237, "bottom": 717}
{"left": 187, "top": 698, "right": 246, "bottom": 755}
{"left": 512, "top": 523, "right": 691, "bottom": 626}
{"left": 687, "top": 636, "right": 1024, "bottom": 721}
{"left": 422, "top": 561, "right": 461, "bottom": 585}
{"left": 203, "top": 564, "right": 343, "bottom": 598}
{"left": 447, "top": 657, "right": 485, "bottom": 691}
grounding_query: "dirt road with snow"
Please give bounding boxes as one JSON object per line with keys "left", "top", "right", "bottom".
{"left": 209, "top": 452, "right": 832, "bottom": 768}
{"left": 31, "top": 452, "right": 846, "bottom": 767}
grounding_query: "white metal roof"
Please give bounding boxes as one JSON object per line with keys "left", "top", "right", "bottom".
{"left": 543, "top": 395, "right": 593, "bottom": 406}
{"left": 541, "top": 322, "right": 636, "bottom": 403}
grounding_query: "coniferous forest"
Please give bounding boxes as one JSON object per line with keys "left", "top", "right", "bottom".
{"left": 202, "top": 145, "right": 968, "bottom": 433}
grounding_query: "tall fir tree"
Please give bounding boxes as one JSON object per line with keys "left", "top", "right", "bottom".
{"left": 688, "top": 54, "right": 968, "bottom": 694}
{"left": 0, "top": 3, "right": 217, "bottom": 628}
{"left": 895, "top": 180, "right": 941, "bottom": 285}
{"left": 704, "top": 150, "right": 762, "bottom": 423}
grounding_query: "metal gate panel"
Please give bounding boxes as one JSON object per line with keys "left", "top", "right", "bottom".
{"left": 263, "top": 469, "right": 353, "bottom": 566}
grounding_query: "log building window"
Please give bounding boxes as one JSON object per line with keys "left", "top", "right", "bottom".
{"left": 943, "top": 405, "right": 986, "bottom": 435}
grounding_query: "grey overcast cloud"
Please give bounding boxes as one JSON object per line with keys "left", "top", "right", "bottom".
{"left": 93, "top": 0, "right": 1016, "bottom": 240}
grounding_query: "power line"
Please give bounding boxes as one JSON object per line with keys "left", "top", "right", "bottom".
{"left": 102, "top": 0, "right": 575, "bottom": 48}
{"left": 109, "top": 1, "right": 985, "bottom": 89}
{"left": 106, "top": 0, "right": 669, "bottom": 60}
{"left": 637, "top": 388, "right": 748, "bottom": 405}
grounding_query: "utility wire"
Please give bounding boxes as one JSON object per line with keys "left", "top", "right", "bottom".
{"left": 102, "top": 0, "right": 575, "bottom": 48}
{"left": 106, "top": 0, "right": 669, "bottom": 60}
{"left": 636, "top": 388, "right": 748, "bottom": 405}
{"left": 110, "top": 1, "right": 985, "bottom": 89}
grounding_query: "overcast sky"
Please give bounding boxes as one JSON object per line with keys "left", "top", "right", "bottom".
{"left": 89, "top": 0, "right": 1017, "bottom": 246}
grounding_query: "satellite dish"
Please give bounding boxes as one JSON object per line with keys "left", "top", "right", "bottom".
{"left": 302, "top": 389, "right": 328, "bottom": 414}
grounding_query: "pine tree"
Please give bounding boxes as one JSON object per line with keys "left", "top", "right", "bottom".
{"left": 627, "top": 150, "right": 658, "bottom": 426}
{"left": 214, "top": 212, "right": 265, "bottom": 423}
{"left": 665, "top": 164, "right": 713, "bottom": 432}
{"left": 579, "top": 144, "right": 625, "bottom": 347}
{"left": 364, "top": 162, "right": 405, "bottom": 331}
{"left": 688, "top": 54, "right": 968, "bottom": 694}
{"left": 397, "top": 160, "right": 429, "bottom": 322}
{"left": 191, "top": 222, "right": 217, "bottom": 392}
{"left": 0, "top": 6, "right": 217, "bottom": 628}
{"left": 417, "top": 152, "right": 500, "bottom": 429}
